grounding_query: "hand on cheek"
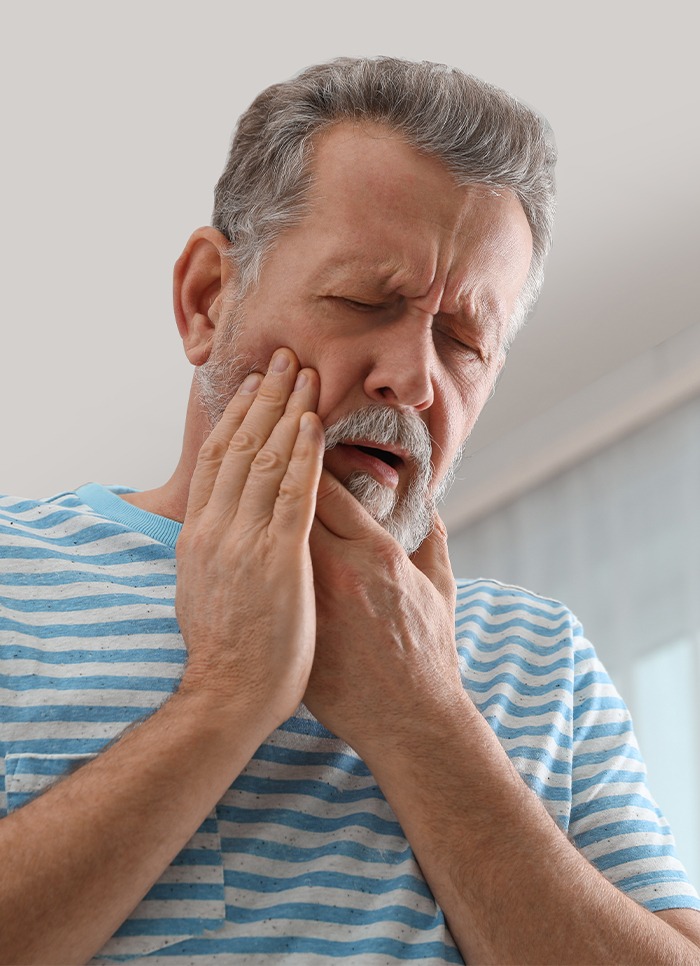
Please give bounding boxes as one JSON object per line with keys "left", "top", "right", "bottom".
{"left": 175, "top": 348, "right": 324, "bottom": 735}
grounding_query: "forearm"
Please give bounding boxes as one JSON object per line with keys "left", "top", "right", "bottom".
{"left": 360, "top": 692, "right": 700, "bottom": 965}
{"left": 0, "top": 683, "right": 269, "bottom": 966}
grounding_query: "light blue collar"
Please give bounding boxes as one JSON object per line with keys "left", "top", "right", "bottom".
{"left": 75, "top": 482, "right": 182, "bottom": 549}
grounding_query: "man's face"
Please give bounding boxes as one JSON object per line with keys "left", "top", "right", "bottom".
{"left": 200, "top": 122, "right": 533, "bottom": 551}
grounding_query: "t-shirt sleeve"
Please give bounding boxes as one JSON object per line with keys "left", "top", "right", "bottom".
{"left": 570, "top": 628, "right": 700, "bottom": 912}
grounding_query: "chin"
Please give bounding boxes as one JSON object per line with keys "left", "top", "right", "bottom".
{"left": 345, "top": 472, "right": 435, "bottom": 555}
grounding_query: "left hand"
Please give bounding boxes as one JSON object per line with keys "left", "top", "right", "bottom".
{"left": 304, "top": 468, "right": 463, "bottom": 754}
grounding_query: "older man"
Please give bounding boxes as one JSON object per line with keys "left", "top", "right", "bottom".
{"left": 1, "top": 57, "right": 699, "bottom": 964}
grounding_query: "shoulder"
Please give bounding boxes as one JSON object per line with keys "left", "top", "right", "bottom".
{"left": 0, "top": 490, "right": 93, "bottom": 536}
{"left": 454, "top": 577, "right": 582, "bottom": 644}
{"left": 455, "top": 576, "right": 574, "bottom": 614}
{"left": 0, "top": 487, "right": 160, "bottom": 562}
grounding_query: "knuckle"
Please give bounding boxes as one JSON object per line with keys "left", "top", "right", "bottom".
{"left": 252, "top": 447, "right": 287, "bottom": 473}
{"left": 329, "top": 560, "right": 367, "bottom": 597}
{"left": 178, "top": 518, "right": 228, "bottom": 559}
{"left": 273, "top": 499, "right": 304, "bottom": 532}
{"left": 228, "top": 428, "right": 260, "bottom": 454}
{"left": 375, "top": 542, "right": 403, "bottom": 576}
{"left": 255, "top": 383, "right": 286, "bottom": 407}
{"left": 175, "top": 526, "right": 203, "bottom": 560}
{"left": 276, "top": 476, "right": 306, "bottom": 504}
{"left": 197, "top": 435, "right": 228, "bottom": 465}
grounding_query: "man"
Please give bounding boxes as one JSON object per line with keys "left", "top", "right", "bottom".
{"left": 1, "top": 56, "right": 699, "bottom": 964}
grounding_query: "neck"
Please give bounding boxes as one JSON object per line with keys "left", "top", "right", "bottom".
{"left": 120, "top": 379, "right": 210, "bottom": 523}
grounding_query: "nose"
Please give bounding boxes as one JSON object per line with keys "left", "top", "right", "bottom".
{"left": 362, "top": 310, "right": 436, "bottom": 411}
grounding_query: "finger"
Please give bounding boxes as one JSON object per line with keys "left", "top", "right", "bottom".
{"left": 186, "top": 371, "right": 263, "bottom": 518}
{"left": 206, "top": 348, "right": 303, "bottom": 515}
{"left": 410, "top": 513, "right": 456, "bottom": 602}
{"left": 313, "top": 468, "right": 388, "bottom": 543}
{"left": 269, "top": 412, "right": 325, "bottom": 541}
{"left": 236, "top": 370, "right": 321, "bottom": 523}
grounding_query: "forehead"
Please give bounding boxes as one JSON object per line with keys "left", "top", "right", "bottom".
{"left": 310, "top": 122, "right": 480, "bottom": 225}
{"left": 298, "top": 122, "right": 533, "bottom": 320}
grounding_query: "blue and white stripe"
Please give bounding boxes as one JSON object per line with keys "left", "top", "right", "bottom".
{"left": 1, "top": 484, "right": 698, "bottom": 963}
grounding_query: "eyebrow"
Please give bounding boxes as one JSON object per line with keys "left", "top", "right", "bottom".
{"left": 314, "top": 257, "right": 506, "bottom": 340}
{"left": 313, "top": 255, "right": 403, "bottom": 291}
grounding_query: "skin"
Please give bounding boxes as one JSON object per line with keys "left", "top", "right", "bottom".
{"left": 128, "top": 121, "right": 528, "bottom": 521}
{"left": 2, "top": 122, "right": 700, "bottom": 964}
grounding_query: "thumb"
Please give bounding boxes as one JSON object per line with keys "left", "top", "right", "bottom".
{"left": 410, "top": 514, "right": 456, "bottom": 603}
{"left": 314, "top": 468, "right": 383, "bottom": 542}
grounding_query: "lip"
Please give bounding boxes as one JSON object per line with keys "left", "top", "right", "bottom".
{"left": 324, "top": 441, "right": 407, "bottom": 490}
{"left": 342, "top": 438, "right": 412, "bottom": 465}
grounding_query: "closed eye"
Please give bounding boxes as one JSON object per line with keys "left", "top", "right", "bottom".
{"left": 451, "top": 337, "right": 479, "bottom": 354}
{"left": 433, "top": 321, "right": 481, "bottom": 359}
{"left": 335, "top": 297, "right": 484, "bottom": 361}
{"left": 340, "top": 297, "right": 391, "bottom": 312}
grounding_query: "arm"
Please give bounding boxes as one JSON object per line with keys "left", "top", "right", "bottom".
{"left": 305, "top": 471, "right": 700, "bottom": 965}
{"left": 0, "top": 687, "right": 269, "bottom": 965}
{"left": 0, "top": 350, "right": 324, "bottom": 965}
{"left": 360, "top": 686, "right": 700, "bottom": 965}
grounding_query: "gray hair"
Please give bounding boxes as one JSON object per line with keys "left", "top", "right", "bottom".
{"left": 212, "top": 56, "right": 556, "bottom": 347}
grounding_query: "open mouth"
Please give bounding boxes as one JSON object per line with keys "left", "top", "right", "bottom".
{"left": 354, "top": 445, "right": 403, "bottom": 470}
{"left": 324, "top": 441, "right": 406, "bottom": 490}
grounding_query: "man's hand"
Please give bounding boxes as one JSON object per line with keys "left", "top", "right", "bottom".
{"left": 176, "top": 348, "right": 324, "bottom": 732}
{"left": 304, "top": 467, "right": 462, "bottom": 752}
{"left": 302, "top": 465, "right": 700, "bottom": 966}
{"left": 0, "top": 354, "right": 329, "bottom": 965}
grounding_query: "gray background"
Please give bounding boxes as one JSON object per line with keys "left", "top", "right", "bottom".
{"left": 1, "top": 0, "right": 697, "bottom": 504}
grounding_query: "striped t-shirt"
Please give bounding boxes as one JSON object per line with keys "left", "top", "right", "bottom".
{"left": 1, "top": 483, "right": 698, "bottom": 964}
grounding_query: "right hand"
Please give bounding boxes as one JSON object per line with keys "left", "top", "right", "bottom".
{"left": 175, "top": 348, "right": 324, "bottom": 733}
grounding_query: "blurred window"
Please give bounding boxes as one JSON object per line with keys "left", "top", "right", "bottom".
{"left": 631, "top": 635, "right": 700, "bottom": 888}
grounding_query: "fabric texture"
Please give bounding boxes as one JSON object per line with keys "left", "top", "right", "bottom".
{"left": 1, "top": 484, "right": 698, "bottom": 964}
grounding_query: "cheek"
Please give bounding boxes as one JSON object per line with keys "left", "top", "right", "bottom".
{"left": 443, "top": 414, "right": 469, "bottom": 465}
{"left": 464, "top": 383, "right": 491, "bottom": 428}
{"left": 236, "top": 317, "right": 319, "bottom": 374}
{"left": 435, "top": 378, "right": 491, "bottom": 463}
{"left": 315, "top": 351, "right": 364, "bottom": 421}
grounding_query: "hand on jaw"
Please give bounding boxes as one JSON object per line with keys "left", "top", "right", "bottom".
{"left": 176, "top": 346, "right": 463, "bottom": 753}
{"left": 305, "top": 470, "right": 463, "bottom": 757}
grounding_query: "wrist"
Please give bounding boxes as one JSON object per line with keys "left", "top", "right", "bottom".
{"left": 175, "top": 667, "right": 288, "bottom": 750}
{"left": 356, "top": 686, "right": 478, "bottom": 774}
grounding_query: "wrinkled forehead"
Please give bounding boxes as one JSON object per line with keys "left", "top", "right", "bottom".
{"left": 307, "top": 121, "right": 479, "bottom": 228}
{"left": 301, "top": 122, "right": 533, "bottom": 322}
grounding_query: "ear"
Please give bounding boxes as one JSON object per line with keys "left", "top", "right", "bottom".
{"left": 173, "top": 227, "right": 238, "bottom": 367}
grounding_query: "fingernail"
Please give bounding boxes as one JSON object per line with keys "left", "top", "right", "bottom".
{"left": 293, "top": 371, "right": 307, "bottom": 391}
{"left": 270, "top": 351, "right": 290, "bottom": 373}
{"left": 239, "top": 372, "right": 262, "bottom": 394}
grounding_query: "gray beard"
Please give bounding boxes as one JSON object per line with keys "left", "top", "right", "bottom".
{"left": 195, "top": 312, "right": 463, "bottom": 554}
{"left": 323, "top": 405, "right": 462, "bottom": 554}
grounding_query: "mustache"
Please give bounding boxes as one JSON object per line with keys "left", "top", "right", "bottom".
{"left": 323, "top": 405, "right": 433, "bottom": 474}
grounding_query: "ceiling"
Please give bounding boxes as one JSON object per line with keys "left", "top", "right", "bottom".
{"left": 0, "top": 1, "right": 697, "bottom": 514}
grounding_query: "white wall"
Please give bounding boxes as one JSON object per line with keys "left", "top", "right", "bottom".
{"left": 1, "top": 0, "right": 697, "bottom": 497}
{"left": 448, "top": 392, "right": 700, "bottom": 885}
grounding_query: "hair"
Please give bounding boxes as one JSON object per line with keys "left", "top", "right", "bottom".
{"left": 212, "top": 56, "right": 556, "bottom": 348}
